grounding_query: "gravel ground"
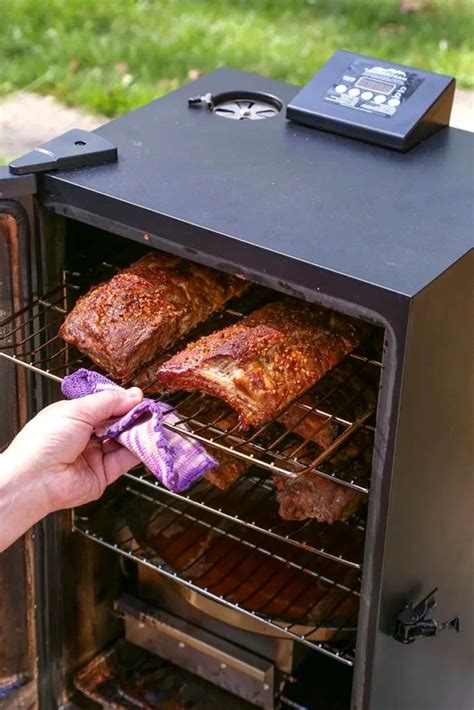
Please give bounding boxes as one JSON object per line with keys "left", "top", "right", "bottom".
{"left": 0, "top": 88, "right": 472, "bottom": 162}
{"left": 0, "top": 92, "right": 104, "bottom": 162}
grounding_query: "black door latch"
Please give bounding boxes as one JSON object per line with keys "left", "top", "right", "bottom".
{"left": 393, "top": 587, "right": 460, "bottom": 644}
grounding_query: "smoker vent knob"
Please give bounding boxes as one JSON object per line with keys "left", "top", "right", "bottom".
{"left": 188, "top": 93, "right": 215, "bottom": 110}
{"left": 393, "top": 587, "right": 460, "bottom": 644}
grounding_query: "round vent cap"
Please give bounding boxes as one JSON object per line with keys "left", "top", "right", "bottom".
{"left": 188, "top": 90, "right": 283, "bottom": 121}
{"left": 213, "top": 92, "right": 282, "bottom": 120}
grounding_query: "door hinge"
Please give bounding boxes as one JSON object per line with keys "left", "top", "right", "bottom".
{"left": 393, "top": 587, "right": 460, "bottom": 644}
{"left": 8, "top": 129, "right": 117, "bottom": 176}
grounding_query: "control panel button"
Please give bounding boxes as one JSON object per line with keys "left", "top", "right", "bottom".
{"left": 335, "top": 84, "right": 347, "bottom": 94}
{"left": 374, "top": 95, "right": 386, "bottom": 104}
{"left": 361, "top": 91, "right": 373, "bottom": 100}
{"left": 388, "top": 98, "right": 401, "bottom": 107}
{"left": 348, "top": 88, "right": 360, "bottom": 97}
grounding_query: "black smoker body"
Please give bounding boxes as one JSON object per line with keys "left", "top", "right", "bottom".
{"left": 0, "top": 68, "right": 472, "bottom": 710}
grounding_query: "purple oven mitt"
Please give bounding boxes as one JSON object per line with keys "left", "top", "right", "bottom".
{"left": 61, "top": 369, "right": 217, "bottom": 492}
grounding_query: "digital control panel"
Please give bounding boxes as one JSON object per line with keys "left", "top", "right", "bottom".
{"left": 286, "top": 51, "right": 455, "bottom": 151}
{"left": 325, "top": 57, "right": 424, "bottom": 119}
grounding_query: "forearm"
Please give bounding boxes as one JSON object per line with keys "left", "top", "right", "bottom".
{"left": 0, "top": 449, "right": 51, "bottom": 553}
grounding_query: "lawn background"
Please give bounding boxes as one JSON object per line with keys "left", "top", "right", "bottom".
{"left": 1, "top": 0, "right": 473, "bottom": 117}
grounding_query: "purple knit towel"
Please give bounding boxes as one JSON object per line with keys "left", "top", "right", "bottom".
{"left": 61, "top": 369, "right": 217, "bottom": 492}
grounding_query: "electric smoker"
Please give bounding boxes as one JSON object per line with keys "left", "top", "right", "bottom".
{"left": 0, "top": 64, "right": 472, "bottom": 710}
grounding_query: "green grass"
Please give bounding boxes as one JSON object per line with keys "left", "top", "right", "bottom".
{"left": 1, "top": 0, "right": 473, "bottom": 117}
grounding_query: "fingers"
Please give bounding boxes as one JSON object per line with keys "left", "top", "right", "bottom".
{"left": 101, "top": 439, "right": 122, "bottom": 455}
{"left": 61, "top": 387, "right": 143, "bottom": 427}
{"left": 103, "top": 446, "right": 141, "bottom": 485}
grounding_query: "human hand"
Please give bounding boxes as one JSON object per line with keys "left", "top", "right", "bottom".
{"left": 0, "top": 388, "right": 143, "bottom": 552}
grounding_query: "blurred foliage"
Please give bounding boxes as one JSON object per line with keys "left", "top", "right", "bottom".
{"left": 0, "top": 0, "right": 472, "bottom": 116}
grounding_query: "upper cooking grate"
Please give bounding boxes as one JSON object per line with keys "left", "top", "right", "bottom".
{"left": 0, "top": 262, "right": 382, "bottom": 494}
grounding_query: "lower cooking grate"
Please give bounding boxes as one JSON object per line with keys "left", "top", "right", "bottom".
{"left": 74, "top": 481, "right": 359, "bottom": 666}
{"left": 125, "top": 467, "right": 366, "bottom": 569}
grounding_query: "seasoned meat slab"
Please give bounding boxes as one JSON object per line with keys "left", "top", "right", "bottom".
{"left": 273, "top": 435, "right": 371, "bottom": 523}
{"left": 60, "top": 252, "right": 248, "bottom": 382}
{"left": 157, "top": 300, "right": 359, "bottom": 429}
{"left": 204, "top": 449, "right": 249, "bottom": 490}
{"left": 273, "top": 472, "right": 363, "bottom": 524}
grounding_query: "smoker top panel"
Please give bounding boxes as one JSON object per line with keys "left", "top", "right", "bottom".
{"left": 41, "top": 68, "right": 473, "bottom": 301}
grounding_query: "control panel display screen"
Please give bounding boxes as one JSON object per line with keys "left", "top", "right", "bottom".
{"left": 324, "top": 58, "right": 424, "bottom": 119}
{"left": 355, "top": 76, "right": 396, "bottom": 95}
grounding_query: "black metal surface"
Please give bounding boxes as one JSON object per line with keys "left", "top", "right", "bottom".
{"left": 38, "top": 68, "right": 473, "bottom": 310}
{"left": 9, "top": 129, "right": 117, "bottom": 176}
{"left": 359, "top": 251, "right": 473, "bottom": 710}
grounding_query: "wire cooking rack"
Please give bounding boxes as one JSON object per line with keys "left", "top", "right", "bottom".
{"left": 125, "top": 467, "right": 366, "bottom": 570}
{"left": 74, "top": 481, "right": 360, "bottom": 666}
{"left": 0, "top": 257, "right": 384, "bottom": 668}
{"left": 0, "top": 264, "right": 383, "bottom": 494}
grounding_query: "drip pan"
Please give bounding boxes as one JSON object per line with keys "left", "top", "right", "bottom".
{"left": 139, "top": 569, "right": 357, "bottom": 642}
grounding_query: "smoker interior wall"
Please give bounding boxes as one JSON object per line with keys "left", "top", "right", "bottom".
{"left": 366, "top": 251, "right": 473, "bottom": 710}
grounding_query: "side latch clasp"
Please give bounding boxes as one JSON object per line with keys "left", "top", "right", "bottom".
{"left": 9, "top": 129, "right": 117, "bottom": 176}
{"left": 393, "top": 587, "right": 460, "bottom": 644}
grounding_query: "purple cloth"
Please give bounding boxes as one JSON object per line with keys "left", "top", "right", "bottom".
{"left": 61, "top": 369, "right": 217, "bottom": 492}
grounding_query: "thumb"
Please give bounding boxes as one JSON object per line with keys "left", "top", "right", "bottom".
{"left": 65, "top": 387, "right": 143, "bottom": 426}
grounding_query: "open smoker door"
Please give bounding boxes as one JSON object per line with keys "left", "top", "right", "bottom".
{"left": 0, "top": 175, "right": 39, "bottom": 709}
{"left": 0, "top": 170, "right": 124, "bottom": 710}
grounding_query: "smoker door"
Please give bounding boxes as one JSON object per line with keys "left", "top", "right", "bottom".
{"left": 0, "top": 186, "right": 40, "bottom": 710}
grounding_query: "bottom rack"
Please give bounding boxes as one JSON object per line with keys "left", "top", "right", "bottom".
{"left": 73, "top": 480, "right": 359, "bottom": 666}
